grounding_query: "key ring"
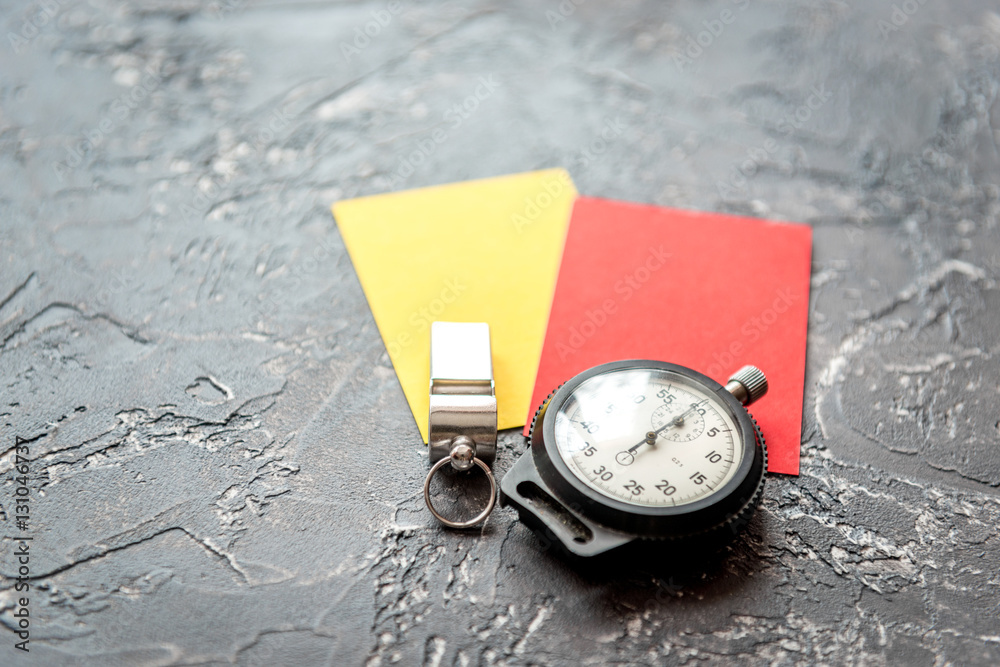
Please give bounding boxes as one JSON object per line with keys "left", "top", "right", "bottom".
{"left": 424, "top": 322, "right": 498, "bottom": 529}
{"left": 423, "top": 438, "right": 497, "bottom": 529}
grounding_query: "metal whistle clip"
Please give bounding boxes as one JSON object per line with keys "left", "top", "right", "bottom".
{"left": 423, "top": 322, "right": 498, "bottom": 529}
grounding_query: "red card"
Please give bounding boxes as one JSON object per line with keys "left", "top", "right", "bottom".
{"left": 525, "top": 197, "right": 812, "bottom": 475}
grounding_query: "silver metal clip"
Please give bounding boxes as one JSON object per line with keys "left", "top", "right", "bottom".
{"left": 423, "top": 322, "right": 498, "bottom": 529}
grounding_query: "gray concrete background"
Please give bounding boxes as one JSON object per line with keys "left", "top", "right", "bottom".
{"left": 2, "top": 0, "right": 1000, "bottom": 665}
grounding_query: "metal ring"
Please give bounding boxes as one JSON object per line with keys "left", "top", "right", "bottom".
{"left": 423, "top": 456, "right": 497, "bottom": 529}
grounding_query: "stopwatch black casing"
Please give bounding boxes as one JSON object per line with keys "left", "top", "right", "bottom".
{"left": 500, "top": 360, "right": 767, "bottom": 558}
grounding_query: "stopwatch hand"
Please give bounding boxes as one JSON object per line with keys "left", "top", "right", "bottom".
{"left": 625, "top": 400, "right": 706, "bottom": 454}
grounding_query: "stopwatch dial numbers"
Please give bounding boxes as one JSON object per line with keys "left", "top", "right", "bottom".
{"left": 553, "top": 368, "right": 742, "bottom": 508}
{"left": 650, "top": 403, "right": 705, "bottom": 441}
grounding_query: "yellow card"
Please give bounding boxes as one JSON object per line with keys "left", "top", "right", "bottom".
{"left": 332, "top": 169, "right": 577, "bottom": 442}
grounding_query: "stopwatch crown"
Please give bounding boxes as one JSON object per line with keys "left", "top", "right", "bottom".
{"left": 726, "top": 365, "right": 768, "bottom": 406}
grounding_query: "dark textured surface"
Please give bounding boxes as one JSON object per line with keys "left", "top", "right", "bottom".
{"left": 2, "top": 0, "right": 1000, "bottom": 665}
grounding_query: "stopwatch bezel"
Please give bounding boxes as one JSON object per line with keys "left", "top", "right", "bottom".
{"left": 530, "top": 360, "right": 764, "bottom": 538}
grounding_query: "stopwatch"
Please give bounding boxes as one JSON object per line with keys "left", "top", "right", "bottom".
{"left": 500, "top": 361, "right": 768, "bottom": 557}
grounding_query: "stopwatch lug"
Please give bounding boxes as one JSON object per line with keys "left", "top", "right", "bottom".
{"left": 500, "top": 452, "right": 633, "bottom": 558}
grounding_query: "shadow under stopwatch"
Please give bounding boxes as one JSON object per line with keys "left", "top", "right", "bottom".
{"left": 425, "top": 461, "right": 495, "bottom": 528}
{"left": 594, "top": 523, "right": 770, "bottom": 615}
{"left": 509, "top": 507, "right": 770, "bottom": 604}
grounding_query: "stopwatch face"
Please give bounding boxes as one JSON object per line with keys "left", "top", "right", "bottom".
{"left": 552, "top": 367, "right": 742, "bottom": 508}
